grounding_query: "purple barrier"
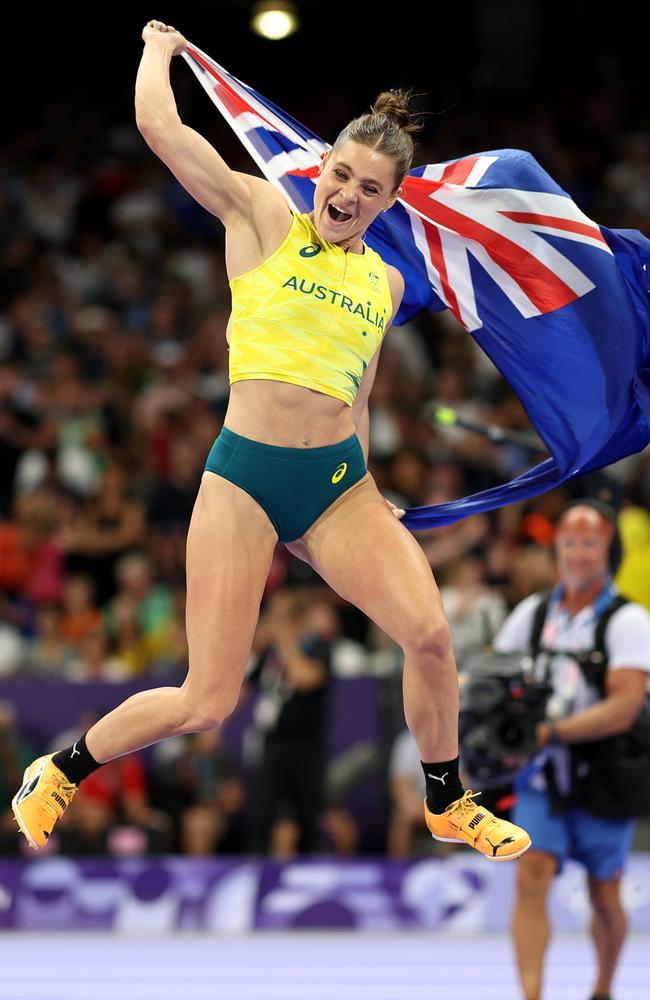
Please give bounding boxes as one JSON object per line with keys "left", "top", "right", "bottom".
{"left": 0, "top": 676, "right": 382, "bottom": 765}
{"left": 1, "top": 855, "right": 650, "bottom": 932}
{"left": 0, "top": 676, "right": 184, "bottom": 750}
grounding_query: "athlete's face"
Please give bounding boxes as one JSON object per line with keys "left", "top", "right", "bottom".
{"left": 313, "top": 141, "right": 401, "bottom": 247}
{"left": 555, "top": 506, "right": 613, "bottom": 591}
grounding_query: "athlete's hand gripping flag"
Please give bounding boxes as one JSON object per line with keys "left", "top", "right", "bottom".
{"left": 182, "top": 42, "right": 650, "bottom": 528}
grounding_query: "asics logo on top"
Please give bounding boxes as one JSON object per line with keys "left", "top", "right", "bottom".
{"left": 71, "top": 742, "right": 80, "bottom": 758}
{"left": 427, "top": 772, "right": 448, "bottom": 785}
{"left": 299, "top": 243, "right": 321, "bottom": 258}
{"left": 331, "top": 463, "right": 348, "bottom": 484}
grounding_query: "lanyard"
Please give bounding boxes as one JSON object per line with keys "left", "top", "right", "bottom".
{"left": 547, "top": 576, "right": 618, "bottom": 623}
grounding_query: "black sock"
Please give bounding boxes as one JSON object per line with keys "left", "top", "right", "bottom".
{"left": 421, "top": 757, "right": 464, "bottom": 813}
{"left": 52, "top": 733, "right": 102, "bottom": 786}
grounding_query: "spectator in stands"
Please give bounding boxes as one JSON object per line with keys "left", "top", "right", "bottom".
{"left": 59, "top": 573, "right": 102, "bottom": 644}
{"left": 439, "top": 555, "right": 508, "bottom": 662}
{"left": 0, "top": 489, "right": 65, "bottom": 606}
{"left": 150, "top": 728, "right": 245, "bottom": 855}
{"left": 23, "top": 604, "right": 77, "bottom": 677}
{"left": 58, "top": 463, "right": 145, "bottom": 605}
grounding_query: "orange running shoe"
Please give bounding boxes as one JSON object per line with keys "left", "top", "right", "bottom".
{"left": 425, "top": 790, "right": 531, "bottom": 861}
{"left": 12, "top": 755, "right": 77, "bottom": 849}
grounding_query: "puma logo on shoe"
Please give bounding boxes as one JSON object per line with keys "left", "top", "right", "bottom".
{"left": 16, "top": 775, "right": 39, "bottom": 804}
{"left": 50, "top": 791, "right": 67, "bottom": 810}
{"left": 467, "top": 812, "right": 486, "bottom": 830}
{"left": 487, "top": 835, "right": 516, "bottom": 857}
{"left": 15, "top": 761, "right": 45, "bottom": 804}
{"left": 427, "top": 772, "right": 449, "bottom": 785}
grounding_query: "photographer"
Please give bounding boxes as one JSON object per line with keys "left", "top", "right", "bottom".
{"left": 493, "top": 499, "right": 650, "bottom": 1000}
{"left": 246, "top": 587, "right": 332, "bottom": 856}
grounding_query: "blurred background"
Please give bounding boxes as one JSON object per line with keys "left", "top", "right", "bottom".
{"left": 1, "top": 0, "right": 650, "bottom": 963}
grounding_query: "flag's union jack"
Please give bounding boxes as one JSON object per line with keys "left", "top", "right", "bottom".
{"left": 402, "top": 160, "right": 609, "bottom": 330}
{"left": 181, "top": 43, "right": 650, "bottom": 527}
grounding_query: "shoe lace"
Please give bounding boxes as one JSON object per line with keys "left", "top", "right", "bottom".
{"left": 50, "top": 775, "right": 77, "bottom": 799}
{"left": 446, "top": 789, "right": 481, "bottom": 817}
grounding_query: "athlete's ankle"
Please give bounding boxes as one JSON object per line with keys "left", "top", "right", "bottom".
{"left": 421, "top": 756, "right": 463, "bottom": 812}
{"left": 52, "top": 733, "right": 102, "bottom": 785}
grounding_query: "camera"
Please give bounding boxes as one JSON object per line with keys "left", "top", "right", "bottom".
{"left": 458, "top": 651, "right": 551, "bottom": 788}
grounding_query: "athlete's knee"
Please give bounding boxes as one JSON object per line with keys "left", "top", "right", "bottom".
{"left": 406, "top": 617, "right": 453, "bottom": 664}
{"left": 177, "top": 686, "right": 241, "bottom": 733}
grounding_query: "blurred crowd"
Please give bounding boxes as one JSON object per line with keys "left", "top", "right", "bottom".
{"left": 2, "top": 57, "right": 650, "bottom": 859}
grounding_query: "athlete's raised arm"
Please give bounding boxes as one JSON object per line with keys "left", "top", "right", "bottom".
{"left": 135, "top": 21, "right": 285, "bottom": 231}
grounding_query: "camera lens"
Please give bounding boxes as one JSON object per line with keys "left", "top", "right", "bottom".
{"left": 461, "top": 677, "right": 504, "bottom": 713}
{"left": 496, "top": 718, "right": 527, "bottom": 750}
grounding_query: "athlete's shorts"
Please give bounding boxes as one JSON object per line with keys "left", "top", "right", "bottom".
{"left": 513, "top": 784, "right": 635, "bottom": 881}
{"left": 204, "top": 426, "right": 367, "bottom": 542}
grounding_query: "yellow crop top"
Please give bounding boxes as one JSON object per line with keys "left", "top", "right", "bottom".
{"left": 228, "top": 212, "right": 394, "bottom": 406}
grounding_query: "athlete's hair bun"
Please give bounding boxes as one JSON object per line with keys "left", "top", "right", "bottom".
{"left": 371, "top": 90, "right": 423, "bottom": 136}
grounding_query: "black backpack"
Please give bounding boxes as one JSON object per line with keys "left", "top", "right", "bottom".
{"left": 529, "top": 593, "right": 650, "bottom": 819}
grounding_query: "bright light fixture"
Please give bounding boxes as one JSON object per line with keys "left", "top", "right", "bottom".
{"left": 250, "top": 2, "right": 299, "bottom": 41}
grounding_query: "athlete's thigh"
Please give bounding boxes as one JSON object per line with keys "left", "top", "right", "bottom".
{"left": 297, "top": 474, "right": 444, "bottom": 645}
{"left": 184, "top": 471, "right": 278, "bottom": 697}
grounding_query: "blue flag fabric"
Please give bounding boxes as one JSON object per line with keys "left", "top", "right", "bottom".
{"left": 181, "top": 43, "right": 650, "bottom": 527}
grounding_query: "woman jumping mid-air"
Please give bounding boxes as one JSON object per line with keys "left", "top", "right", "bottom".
{"left": 13, "top": 20, "right": 530, "bottom": 862}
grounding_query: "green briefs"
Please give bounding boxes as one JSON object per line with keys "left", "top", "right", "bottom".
{"left": 204, "top": 426, "right": 367, "bottom": 542}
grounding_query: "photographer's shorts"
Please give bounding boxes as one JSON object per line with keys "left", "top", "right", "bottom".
{"left": 204, "top": 426, "right": 366, "bottom": 543}
{"left": 513, "top": 786, "right": 635, "bottom": 880}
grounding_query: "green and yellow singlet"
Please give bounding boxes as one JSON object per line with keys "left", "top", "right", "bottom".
{"left": 228, "top": 212, "right": 393, "bottom": 406}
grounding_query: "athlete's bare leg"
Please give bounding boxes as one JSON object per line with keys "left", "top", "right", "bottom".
{"left": 85, "top": 473, "right": 278, "bottom": 762}
{"left": 291, "top": 474, "right": 458, "bottom": 762}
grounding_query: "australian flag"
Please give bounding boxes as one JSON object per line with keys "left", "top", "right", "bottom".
{"left": 182, "top": 43, "right": 650, "bottom": 528}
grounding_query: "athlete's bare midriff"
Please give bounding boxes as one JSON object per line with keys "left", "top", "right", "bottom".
{"left": 224, "top": 379, "right": 356, "bottom": 448}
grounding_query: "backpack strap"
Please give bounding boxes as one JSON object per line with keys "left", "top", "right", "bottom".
{"left": 529, "top": 591, "right": 630, "bottom": 693}
{"left": 594, "top": 594, "right": 629, "bottom": 657}
{"left": 583, "top": 594, "right": 630, "bottom": 694}
{"left": 529, "top": 593, "right": 551, "bottom": 657}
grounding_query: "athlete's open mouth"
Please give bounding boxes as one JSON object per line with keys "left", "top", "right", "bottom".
{"left": 328, "top": 204, "right": 352, "bottom": 223}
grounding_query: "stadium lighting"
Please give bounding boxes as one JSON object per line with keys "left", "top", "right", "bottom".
{"left": 250, "top": 2, "right": 299, "bottom": 41}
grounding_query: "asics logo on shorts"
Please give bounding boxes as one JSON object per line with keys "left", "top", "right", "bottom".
{"left": 331, "top": 462, "right": 348, "bottom": 484}
{"left": 299, "top": 243, "right": 322, "bottom": 258}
